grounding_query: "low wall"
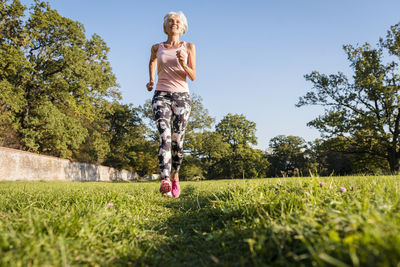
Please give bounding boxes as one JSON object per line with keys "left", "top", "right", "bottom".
{"left": 0, "top": 147, "right": 137, "bottom": 181}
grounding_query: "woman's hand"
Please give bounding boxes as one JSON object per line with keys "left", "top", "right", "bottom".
{"left": 146, "top": 81, "right": 154, "bottom": 91}
{"left": 148, "top": 44, "right": 158, "bottom": 91}
{"left": 176, "top": 49, "right": 187, "bottom": 67}
{"left": 178, "top": 43, "right": 196, "bottom": 81}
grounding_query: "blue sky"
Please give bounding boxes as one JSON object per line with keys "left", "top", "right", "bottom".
{"left": 21, "top": 0, "right": 400, "bottom": 149}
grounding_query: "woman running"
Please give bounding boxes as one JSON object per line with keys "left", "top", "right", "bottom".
{"left": 146, "top": 11, "right": 196, "bottom": 197}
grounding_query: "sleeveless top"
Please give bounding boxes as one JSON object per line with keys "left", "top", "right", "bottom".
{"left": 155, "top": 41, "right": 189, "bottom": 93}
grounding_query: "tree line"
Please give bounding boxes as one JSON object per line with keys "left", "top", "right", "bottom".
{"left": 1, "top": 1, "right": 400, "bottom": 178}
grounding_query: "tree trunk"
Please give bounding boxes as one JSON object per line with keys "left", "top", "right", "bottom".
{"left": 389, "top": 110, "right": 400, "bottom": 173}
{"left": 387, "top": 149, "right": 399, "bottom": 173}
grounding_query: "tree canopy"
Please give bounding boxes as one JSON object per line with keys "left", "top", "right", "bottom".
{"left": 297, "top": 22, "right": 400, "bottom": 172}
{"left": 267, "top": 135, "right": 310, "bottom": 177}
{"left": 212, "top": 114, "right": 268, "bottom": 179}
{"left": 1, "top": 0, "right": 120, "bottom": 159}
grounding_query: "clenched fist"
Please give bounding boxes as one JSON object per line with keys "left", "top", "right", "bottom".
{"left": 146, "top": 81, "right": 154, "bottom": 91}
{"left": 176, "top": 49, "right": 187, "bottom": 67}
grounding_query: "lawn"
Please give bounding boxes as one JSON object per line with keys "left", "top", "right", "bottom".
{"left": 0, "top": 176, "right": 399, "bottom": 266}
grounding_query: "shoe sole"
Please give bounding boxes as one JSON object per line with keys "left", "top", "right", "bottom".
{"left": 160, "top": 181, "right": 172, "bottom": 194}
{"left": 162, "top": 192, "right": 172, "bottom": 198}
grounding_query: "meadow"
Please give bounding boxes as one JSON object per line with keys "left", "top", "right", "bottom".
{"left": 0, "top": 176, "right": 399, "bottom": 266}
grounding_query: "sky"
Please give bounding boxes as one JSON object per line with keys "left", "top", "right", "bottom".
{"left": 21, "top": 0, "right": 400, "bottom": 150}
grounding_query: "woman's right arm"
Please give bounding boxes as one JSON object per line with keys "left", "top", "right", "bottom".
{"left": 146, "top": 44, "right": 158, "bottom": 91}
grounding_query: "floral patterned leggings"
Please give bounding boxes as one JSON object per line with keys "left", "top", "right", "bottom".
{"left": 152, "top": 91, "right": 191, "bottom": 179}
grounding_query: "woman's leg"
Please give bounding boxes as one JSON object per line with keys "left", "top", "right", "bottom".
{"left": 152, "top": 91, "right": 172, "bottom": 180}
{"left": 171, "top": 92, "right": 191, "bottom": 175}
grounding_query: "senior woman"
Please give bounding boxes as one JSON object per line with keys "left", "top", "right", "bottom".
{"left": 146, "top": 11, "right": 196, "bottom": 198}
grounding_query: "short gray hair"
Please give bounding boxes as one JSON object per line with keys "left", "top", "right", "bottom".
{"left": 163, "top": 11, "right": 188, "bottom": 36}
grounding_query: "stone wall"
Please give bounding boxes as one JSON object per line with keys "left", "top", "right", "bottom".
{"left": 0, "top": 147, "right": 137, "bottom": 181}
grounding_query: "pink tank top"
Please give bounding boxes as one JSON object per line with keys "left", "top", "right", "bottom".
{"left": 156, "top": 41, "right": 189, "bottom": 93}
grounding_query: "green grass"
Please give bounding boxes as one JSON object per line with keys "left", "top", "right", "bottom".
{"left": 0, "top": 176, "right": 399, "bottom": 266}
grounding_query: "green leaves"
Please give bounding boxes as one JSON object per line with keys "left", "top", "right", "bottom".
{"left": 0, "top": 0, "right": 120, "bottom": 161}
{"left": 380, "top": 22, "right": 400, "bottom": 57}
{"left": 267, "top": 135, "right": 310, "bottom": 177}
{"left": 209, "top": 114, "right": 268, "bottom": 179}
{"left": 216, "top": 113, "right": 257, "bottom": 148}
{"left": 181, "top": 111, "right": 268, "bottom": 179}
{"left": 297, "top": 22, "right": 400, "bottom": 172}
{"left": 102, "top": 102, "right": 158, "bottom": 175}
{"left": 21, "top": 99, "right": 88, "bottom": 157}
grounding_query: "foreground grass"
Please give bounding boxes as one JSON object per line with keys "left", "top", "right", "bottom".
{"left": 0, "top": 176, "right": 399, "bottom": 266}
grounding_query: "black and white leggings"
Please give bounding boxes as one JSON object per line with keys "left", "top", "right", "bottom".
{"left": 152, "top": 91, "right": 191, "bottom": 179}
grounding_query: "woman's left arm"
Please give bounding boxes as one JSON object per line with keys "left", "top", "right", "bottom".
{"left": 178, "top": 43, "right": 196, "bottom": 81}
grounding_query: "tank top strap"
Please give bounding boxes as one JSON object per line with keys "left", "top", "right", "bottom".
{"left": 158, "top": 41, "right": 186, "bottom": 50}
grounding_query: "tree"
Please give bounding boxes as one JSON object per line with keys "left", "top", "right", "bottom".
{"left": 267, "top": 135, "right": 310, "bottom": 177}
{"left": 310, "top": 137, "right": 389, "bottom": 176}
{"left": 214, "top": 113, "right": 269, "bottom": 178}
{"left": 181, "top": 130, "right": 230, "bottom": 179}
{"left": 297, "top": 22, "right": 400, "bottom": 172}
{"left": 0, "top": 1, "right": 120, "bottom": 160}
{"left": 72, "top": 100, "right": 115, "bottom": 164}
{"left": 186, "top": 93, "right": 215, "bottom": 134}
{"left": 216, "top": 113, "right": 257, "bottom": 150}
{"left": 102, "top": 102, "right": 158, "bottom": 175}
{"left": 0, "top": 0, "right": 28, "bottom": 148}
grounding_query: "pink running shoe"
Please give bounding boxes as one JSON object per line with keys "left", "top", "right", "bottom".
{"left": 160, "top": 179, "right": 172, "bottom": 197}
{"left": 171, "top": 179, "right": 181, "bottom": 198}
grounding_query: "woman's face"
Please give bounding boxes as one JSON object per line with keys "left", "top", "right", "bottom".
{"left": 166, "top": 15, "right": 182, "bottom": 36}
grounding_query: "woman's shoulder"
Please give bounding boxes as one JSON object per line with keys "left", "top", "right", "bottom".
{"left": 185, "top": 42, "right": 196, "bottom": 51}
{"left": 151, "top": 43, "right": 161, "bottom": 52}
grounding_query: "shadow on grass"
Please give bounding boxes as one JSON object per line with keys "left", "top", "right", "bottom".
{"left": 110, "top": 185, "right": 311, "bottom": 266}
{"left": 125, "top": 185, "right": 253, "bottom": 266}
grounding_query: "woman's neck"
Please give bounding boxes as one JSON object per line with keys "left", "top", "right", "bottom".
{"left": 165, "top": 35, "right": 181, "bottom": 46}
